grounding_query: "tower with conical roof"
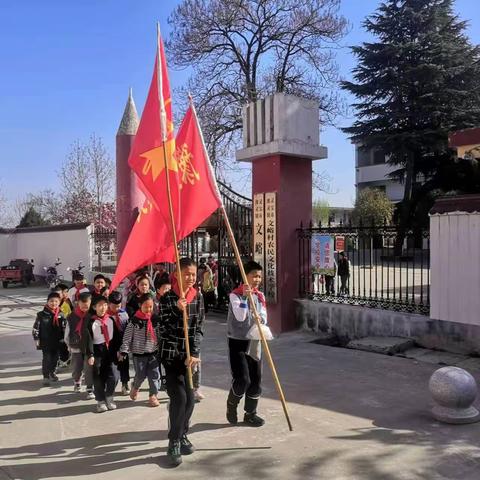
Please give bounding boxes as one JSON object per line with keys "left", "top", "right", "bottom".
{"left": 116, "top": 89, "right": 142, "bottom": 256}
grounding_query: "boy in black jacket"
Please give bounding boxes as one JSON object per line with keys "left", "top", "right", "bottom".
{"left": 64, "top": 292, "right": 94, "bottom": 396}
{"left": 32, "top": 292, "right": 65, "bottom": 386}
{"left": 84, "top": 296, "right": 122, "bottom": 413}
{"left": 158, "top": 257, "right": 205, "bottom": 467}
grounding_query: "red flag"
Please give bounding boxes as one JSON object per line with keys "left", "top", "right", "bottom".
{"left": 109, "top": 199, "right": 175, "bottom": 291}
{"left": 128, "top": 26, "right": 176, "bottom": 220}
{"left": 110, "top": 101, "right": 222, "bottom": 291}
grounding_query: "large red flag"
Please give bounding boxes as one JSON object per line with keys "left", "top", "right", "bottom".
{"left": 110, "top": 100, "right": 222, "bottom": 291}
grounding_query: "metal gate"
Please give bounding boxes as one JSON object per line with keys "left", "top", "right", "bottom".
{"left": 216, "top": 182, "right": 253, "bottom": 306}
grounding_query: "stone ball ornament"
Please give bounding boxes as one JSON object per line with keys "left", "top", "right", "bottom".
{"left": 429, "top": 366, "right": 480, "bottom": 424}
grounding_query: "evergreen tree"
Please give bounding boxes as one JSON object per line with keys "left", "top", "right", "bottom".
{"left": 342, "top": 0, "right": 480, "bottom": 252}
{"left": 17, "top": 207, "right": 48, "bottom": 228}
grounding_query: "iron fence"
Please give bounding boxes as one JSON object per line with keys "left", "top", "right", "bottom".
{"left": 297, "top": 223, "right": 430, "bottom": 315}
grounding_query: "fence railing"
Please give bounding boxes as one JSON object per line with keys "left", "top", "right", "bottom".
{"left": 297, "top": 223, "right": 430, "bottom": 315}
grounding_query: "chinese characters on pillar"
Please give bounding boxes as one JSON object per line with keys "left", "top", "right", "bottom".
{"left": 252, "top": 192, "right": 277, "bottom": 303}
{"left": 253, "top": 193, "right": 265, "bottom": 266}
{"left": 264, "top": 193, "right": 277, "bottom": 303}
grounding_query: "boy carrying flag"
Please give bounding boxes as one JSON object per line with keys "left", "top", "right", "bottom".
{"left": 158, "top": 257, "right": 205, "bottom": 467}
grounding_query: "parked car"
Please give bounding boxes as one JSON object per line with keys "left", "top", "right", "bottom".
{"left": 0, "top": 259, "right": 35, "bottom": 288}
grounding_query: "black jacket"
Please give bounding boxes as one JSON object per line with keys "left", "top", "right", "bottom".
{"left": 32, "top": 307, "right": 65, "bottom": 350}
{"left": 83, "top": 315, "right": 122, "bottom": 364}
{"left": 66, "top": 310, "right": 90, "bottom": 351}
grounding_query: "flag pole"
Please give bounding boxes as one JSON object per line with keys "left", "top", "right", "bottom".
{"left": 189, "top": 95, "right": 293, "bottom": 431}
{"left": 157, "top": 23, "right": 194, "bottom": 389}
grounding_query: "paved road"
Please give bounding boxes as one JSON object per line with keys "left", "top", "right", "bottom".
{"left": 1, "top": 286, "right": 480, "bottom": 480}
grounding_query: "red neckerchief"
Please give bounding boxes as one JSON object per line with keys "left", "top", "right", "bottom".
{"left": 232, "top": 286, "right": 267, "bottom": 308}
{"left": 45, "top": 305, "right": 60, "bottom": 327}
{"left": 74, "top": 307, "right": 88, "bottom": 336}
{"left": 75, "top": 286, "right": 84, "bottom": 301}
{"left": 108, "top": 308, "right": 122, "bottom": 331}
{"left": 94, "top": 288, "right": 102, "bottom": 295}
{"left": 93, "top": 314, "right": 111, "bottom": 347}
{"left": 171, "top": 275, "right": 197, "bottom": 304}
{"left": 135, "top": 310, "right": 156, "bottom": 342}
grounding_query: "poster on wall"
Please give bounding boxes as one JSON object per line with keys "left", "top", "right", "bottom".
{"left": 311, "top": 234, "right": 335, "bottom": 276}
{"left": 335, "top": 236, "right": 345, "bottom": 252}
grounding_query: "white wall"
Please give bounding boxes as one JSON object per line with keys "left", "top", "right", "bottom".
{"left": 430, "top": 212, "right": 480, "bottom": 325}
{"left": 0, "top": 225, "right": 92, "bottom": 282}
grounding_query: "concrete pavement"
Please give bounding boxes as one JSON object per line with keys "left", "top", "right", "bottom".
{"left": 1, "top": 286, "right": 480, "bottom": 479}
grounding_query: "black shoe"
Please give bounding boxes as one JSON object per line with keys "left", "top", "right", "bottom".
{"left": 244, "top": 412, "right": 265, "bottom": 427}
{"left": 226, "top": 401, "right": 238, "bottom": 424}
{"left": 42, "top": 378, "right": 50, "bottom": 386}
{"left": 180, "top": 435, "right": 195, "bottom": 455}
{"left": 166, "top": 440, "right": 182, "bottom": 467}
{"left": 49, "top": 373, "right": 59, "bottom": 382}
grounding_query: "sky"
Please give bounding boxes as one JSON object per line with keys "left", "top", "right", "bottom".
{"left": 0, "top": 0, "right": 478, "bottom": 209}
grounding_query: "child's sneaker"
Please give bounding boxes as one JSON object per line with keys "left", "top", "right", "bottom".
{"left": 180, "top": 434, "right": 195, "bottom": 455}
{"left": 243, "top": 412, "right": 265, "bottom": 427}
{"left": 226, "top": 401, "right": 238, "bottom": 424}
{"left": 106, "top": 397, "right": 117, "bottom": 410}
{"left": 96, "top": 401, "right": 108, "bottom": 413}
{"left": 86, "top": 389, "right": 95, "bottom": 400}
{"left": 121, "top": 383, "right": 130, "bottom": 395}
{"left": 74, "top": 382, "right": 81, "bottom": 392}
{"left": 42, "top": 378, "right": 50, "bottom": 387}
{"left": 148, "top": 395, "right": 160, "bottom": 407}
{"left": 166, "top": 440, "right": 182, "bottom": 467}
{"left": 130, "top": 387, "right": 139, "bottom": 401}
{"left": 49, "top": 373, "right": 59, "bottom": 382}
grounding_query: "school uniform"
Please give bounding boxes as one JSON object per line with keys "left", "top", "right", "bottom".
{"left": 109, "top": 308, "right": 130, "bottom": 387}
{"left": 84, "top": 314, "right": 121, "bottom": 402}
{"left": 120, "top": 311, "right": 160, "bottom": 396}
{"left": 67, "top": 285, "right": 90, "bottom": 306}
{"left": 64, "top": 308, "right": 93, "bottom": 390}
{"left": 32, "top": 306, "right": 65, "bottom": 379}
{"left": 158, "top": 288, "right": 204, "bottom": 442}
{"left": 226, "top": 288, "right": 267, "bottom": 419}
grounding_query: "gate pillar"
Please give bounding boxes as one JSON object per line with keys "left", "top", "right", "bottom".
{"left": 236, "top": 93, "right": 328, "bottom": 333}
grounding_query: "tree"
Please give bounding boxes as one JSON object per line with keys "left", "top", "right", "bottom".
{"left": 312, "top": 199, "right": 330, "bottom": 225}
{"left": 17, "top": 206, "right": 48, "bottom": 228}
{"left": 167, "top": 0, "right": 348, "bottom": 179}
{"left": 342, "top": 0, "right": 480, "bottom": 251}
{"left": 59, "top": 134, "right": 115, "bottom": 227}
{"left": 352, "top": 188, "right": 393, "bottom": 226}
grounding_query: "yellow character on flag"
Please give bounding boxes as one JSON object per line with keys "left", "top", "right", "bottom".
{"left": 175, "top": 143, "right": 200, "bottom": 188}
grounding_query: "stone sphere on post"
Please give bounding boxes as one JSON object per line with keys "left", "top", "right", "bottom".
{"left": 429, "top": 366, "right": 480, "bottom": 424}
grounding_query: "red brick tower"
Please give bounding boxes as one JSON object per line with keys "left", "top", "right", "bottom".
{"left": 116, "top": 89, "right": 142, "bottom": 256}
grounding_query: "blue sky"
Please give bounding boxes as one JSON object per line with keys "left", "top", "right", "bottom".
{"left": 0, "top": 0, "right": 477, "bottom": 208}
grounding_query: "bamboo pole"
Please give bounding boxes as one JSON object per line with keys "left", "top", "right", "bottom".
{"left": 157, "top": 23, "right": 193, "bottom": 389}
{"left": 161, "top": 145, "right": 194, "bottom": 390}
{"left": 219, "top": 207, "right": 293, "bottom": 431}
{"left": 186, "top": 95, "right": 292, "bottom": 430}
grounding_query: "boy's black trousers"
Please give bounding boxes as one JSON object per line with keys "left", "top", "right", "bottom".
{"left": 42, "top": 349, "right": 59, "bottom": 378}
{"left": 92, "top": 344, "right": 117, "bottom": 402}
{"left": 228, "top": 338, "right": 262, "bottom": 413}
{"left": 163, "top": 357, "right": 195, "bottom": 441}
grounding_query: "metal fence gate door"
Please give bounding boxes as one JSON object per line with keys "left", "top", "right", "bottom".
{"left": 216, "top": 181, "right": 253, "bottom": 306}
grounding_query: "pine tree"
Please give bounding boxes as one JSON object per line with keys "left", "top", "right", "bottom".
{"left": 342, "top": 0, "right": 480, "bottom": 252}
{"left": 17, "top": 207, "right": 48, "bottom": 228}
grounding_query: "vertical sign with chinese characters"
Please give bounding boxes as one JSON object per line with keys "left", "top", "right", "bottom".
{"left": 253, "top": 193, "right": 265, "bottom": 267}
{"left": 264, "top": 192, "right": 277, "bottom": 303}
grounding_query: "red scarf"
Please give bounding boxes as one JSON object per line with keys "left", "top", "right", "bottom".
{"left": 46, "top": 305, "right": 60, "bottom": 327}
{"left": 232, "top": 286, "right": 267, "bottom": 308}
{"left": 171, "top": 274, "right": 197, "bottom": 304}
{"left": 93, "top": 314, "right": 111, "bottom": 347}
{"left": 94, "top": 288, "right": 102, "bottom": 295}
{"left": 74, "top": 307, "right": 88, "bottom": 336}
{"left": 108, "top": 309, "right": 122, "bottom": 331}
{"left": 75, "top": 286, "right": 84, "bottom": 301}
{"left": 135, "top": 310, "right": 156, "bottom": 343}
